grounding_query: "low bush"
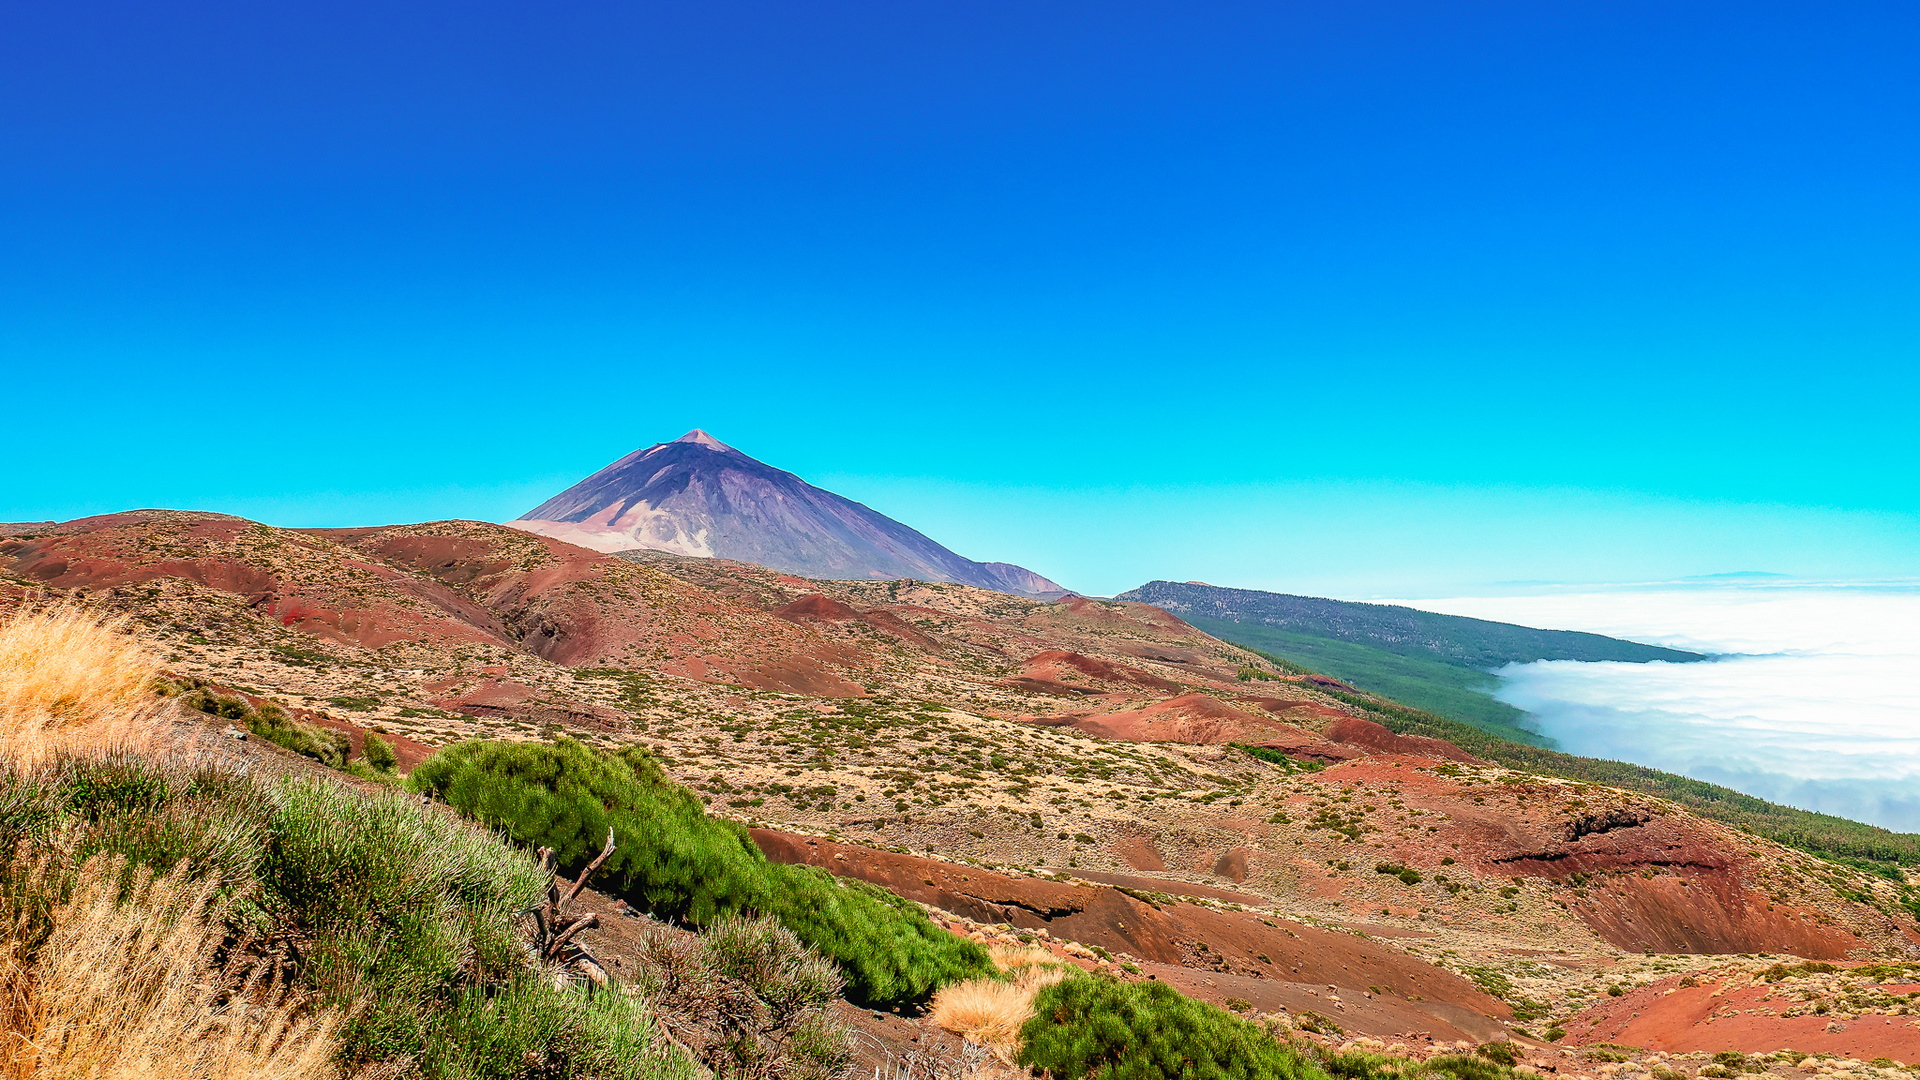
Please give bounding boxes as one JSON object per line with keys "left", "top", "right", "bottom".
{"left": 0, "top": 752, "right": 694, "bottom": 1080}
{"left": 1759, "top": 961, "right": 1839, "bottom": 982}
{"left": 1018, "top": 976, "right": 1326, "bottom": 1080}
{"left": 1423, "top": 1057, "right": 1512, "bottom": 1080}
{"left": 1374, "top": 862, "right": 1422, "bottom": 886}
{"left": 363, "top": 731, "right": 399, "bottom": 771}
{"left": 1476, "top": 1043, "right": 1519, "bottom": 1066}
{"left": 408, "top": 737, "right": 994, "bottom": 1009}
{"left": 632, "top": 912, "right": 852, "bottom": 1080}
{"left": 247, "top": 703, "right": 351, "bottom": 767}
{"left": 168, "top": 681, "right": 353, "bottom": 770}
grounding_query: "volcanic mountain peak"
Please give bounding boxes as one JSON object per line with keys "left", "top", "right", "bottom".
{"left": 509, "top": 432, "right": 1069, "bottom": 599}
{"left": 671, "top": 428, "right": 735, "bottom": 453}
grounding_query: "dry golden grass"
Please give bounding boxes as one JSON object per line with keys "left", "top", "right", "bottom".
{"left": 1, "top": 854, "right": 341, "bottom": 1080}
{"left": 0, "top": 602, "right": 171, "bottom": 767}
{"left": 927, "top": 966, "right": 1070, "bottom": 1059}
{"left": 986, "top": 944, "right": 1056, "bottom": 973}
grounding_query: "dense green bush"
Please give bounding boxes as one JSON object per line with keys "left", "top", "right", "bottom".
{"left": 364, "top": 730, "right": 400, "bottom": 771}
{"left": 408, "top": 737, "right": 994, "bottom": 1008}
{"left": 0, "top": 753, "right": 695, "bottom": 1080}
{"left": 1018, "top": 977, "right": 1327, "bottom": 1080}
{"left": 245, "top": 702, "right": 352, "bottom": 767}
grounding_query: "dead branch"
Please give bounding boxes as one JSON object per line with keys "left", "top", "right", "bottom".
{"left": 562, "top": 827, "right": 617, "bottom": 908}
{"left": 525, "top": 829, "right": 618, "bottom": 990}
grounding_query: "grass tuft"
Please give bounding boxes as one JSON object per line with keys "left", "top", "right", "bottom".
{"left": 0, "top": 603, "right": 171, "bottom": 767}
{"left": 1, "top": 851, "right": 342, "bottom": 1080}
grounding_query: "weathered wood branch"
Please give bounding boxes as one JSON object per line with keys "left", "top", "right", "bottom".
{"left": 525, "top": 830, "right": 618, "bottom": 990}
{"left": 547, "top": 913, "right": 599, "bottom": 957}
{"left": 562, "top": 827, "right": 616, "bottom": 907}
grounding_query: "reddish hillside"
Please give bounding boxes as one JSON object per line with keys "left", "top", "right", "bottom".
{"left": 1567, "top": 961, "right": 1920, "bottom": 1057}
{"left": 10, "top": 507, "right": 1919, "bottom": 1053}
{"left": 752, "top": 828, "right": 1513, "bottom": 1043}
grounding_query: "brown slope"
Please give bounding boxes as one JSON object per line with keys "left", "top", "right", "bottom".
{"left": 315, "top": 520, "right": 817, "bottom": 670}
{"left": 1566, "top": 963, "right": 1920, "bottom": 1057}
{"left": 1034, "top": 693, "right": 1335, "bottom": 749}
{"left": 750, "top": 828, "right": 1512, "bottom": 1042}
{"left": 1, "top": 512, "right": 864, "bottom": 695}
{"left": 3, "top": 511, "right": 511, "bottom": 651}
{"left": 1297, "top": 756, "right": 1911, "bottom": 959}
{"left": 1013, "top": 650, "right": 1184, "bottom": 695}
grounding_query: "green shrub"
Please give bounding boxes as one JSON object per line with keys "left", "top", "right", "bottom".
{"left": 1018, "top": 976, "right": 1326, "bottom": 1080}
{"left": 177, "top": 686, "right": 252, "bottom": 720}
{"left": 408, "top": 737, "right": 993, "bottom": 1008}
{"left": 1318, "top": 1048, "right": 1450, "bottom": 1080}
{"left": 1374, "top": 862, "right": 1422, "bottom": 885}
{"left": 1425, "top": 1056, "right": 1511, "bottom": 1080}
{"left": 425, "top": 976, "right": 692, "bottom": 1080}
{"left": 163, "top": 679, "right": 363, "bottom": 773}
{"left": 1759, "top": 961, "right": 1839, "bottom": 982}
{"left": 0, "top": 754, "right": 691, "bottom": 1080}
{"left": 263, "top": 779, "right": 549, "bottom": 1066}
{"left": 1476, "top": 1043, "right": 1518, "bottom": 1066}
{"left": 364, "top": 731, "right": 400, "bottom": 771}
{"left": 247, "top": 703, "right": 351, "bottom": 767}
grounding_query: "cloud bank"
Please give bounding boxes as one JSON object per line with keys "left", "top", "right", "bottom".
{"left": 1399, "top": 585, "right": 1920, "bottom": 832}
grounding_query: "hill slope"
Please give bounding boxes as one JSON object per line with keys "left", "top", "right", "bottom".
{"left": 1116, "top": 581, "right": 1703, "bottom": 741}
{"left": 510, "top": 430, "right": 1068, "bottom": 598}
{"left": 8, "top": 509, "right": 1920, "bottom": 1057}
{"left": 1116, "top": 581, "right": 1702, "bottom": 668}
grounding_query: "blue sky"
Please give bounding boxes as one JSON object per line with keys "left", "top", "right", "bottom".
{"left": 3, "top": 1, "right": 1915, "bottom": 596}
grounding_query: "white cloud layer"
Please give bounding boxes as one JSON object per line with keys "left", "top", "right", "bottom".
{"left": 1392, "top": 585, "right": 1920, "bottom": 832}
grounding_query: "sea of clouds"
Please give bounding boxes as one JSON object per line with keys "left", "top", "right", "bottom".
{"left": 1395, "top": 584, "right": 1920, "bottom": 833}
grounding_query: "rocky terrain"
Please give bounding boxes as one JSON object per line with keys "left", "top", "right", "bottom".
{"left": 6, "top": 508, "right": 1920, "bottom": 1069}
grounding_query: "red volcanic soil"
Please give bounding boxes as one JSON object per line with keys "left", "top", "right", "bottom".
{"left": 732, "top": 655, "right": 868, "bottom": 698}
{"left": 751, "top": 829, "right": 1512, "bottom": 1042}
{"left": 1015, "top": 650, "right": 1184, "bottom": 695}
{"left": 773, "top": 595, "right": 941, "bottom": 650}
{"left": 773, "top": 594, "right": 859, "bottom": 623}
{"left": 1042, "top": 597, "right": 1194, "bottom": 635}
{"left": 1065, "top": 870, "right": 1266, "bottom": 905}
{"left": 424, "top": 675, "right": 624, "bottom": 729}
{"left": 7, "top": 513, "right": 285, "bottom": 604}
{"left": 1, "top": 513, "right": 882, "bottom": 696}
{"left": 181, "top": 682, "right": 438, "bottom": 772}
{"left": 1323, "top": 718, "right": 1483, "bottom": 764}
{"left": 322, "top": 523, "right": 754, "bottom": 668}
{"left": 1569, "top": 969, "right": 1920, "bottom": 1058}
{"left": 301, "top": 714, "right": 438, "bottom": 771}
{"left": 1044, "top": 693, "right": 1338, "bottom": 748}
{"left": 1319, "top": 757, "right": 1896, "bottom": 958}
{"left": 1114, "top": 836, "right": 1169, "bottom": 871}
{"left": 847, "top": 607, "right": 943, "bottom": 650}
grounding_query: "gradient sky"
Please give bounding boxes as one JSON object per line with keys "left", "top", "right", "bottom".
{"left": 4, "top": 1, "right": 1916, "bottom": 596}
